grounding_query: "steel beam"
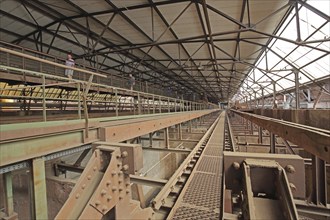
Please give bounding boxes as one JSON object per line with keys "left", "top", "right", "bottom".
{"left": 141, "top": 146, "right": 191, "bottom": 154}
{"left": 231, "top": 110, "right": 330, "bottom": 162}
{"left": 129, "top": 175, "right": 167, "bottom": 187}
{"left": 99, "top": 111, "right": 217, "bottom": 143}
{"left": 0, "top": 111, "right": 217, "bottom": 167}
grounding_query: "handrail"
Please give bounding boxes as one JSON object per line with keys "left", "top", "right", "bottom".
{"left": 0, "top": 41, "right": 167, "bottom": 97}
{"left": 230, "top": 109, "right": 330, "bottom": 162}
{"left": 0, "top": 47, "right": 106, "bottom": 78}
{"left": 0, "top": 65, "right": 218, "bottom": 112}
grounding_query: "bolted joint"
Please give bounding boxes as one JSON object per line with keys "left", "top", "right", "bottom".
{"left": 285, "top": 165, "right": 295, "bottom": 173}
{"left": 232, "top": 162, "right": 240, "bottom": 170}
{"left": 122, "top": 164, "right": 129, "bottom": 172}
{"left": 121, "top": 151, "right": 128, "bottom": 158}
{"left": 101, "top": 189, "right": 107, "bottom": 196}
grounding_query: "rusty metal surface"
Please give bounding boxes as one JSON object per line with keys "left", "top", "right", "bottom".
{"left": 223, "top": 151, "right": 306, "bottom": 199}
{"left": 0, "top": 110, "right": 217, "bottom": 167}
{"left": 241, "top": 159, "right": 299, "bottom": 220}
{"left": 55, "top": 145, "right": 153, "bottom": 220}
{"left": 253, "top": 109, "right": 330, "bottom": 130}
{"left": 151, "top": 113, "right": 221, "bottom": 210}
{"left": 231, "top": 110, "right": 330, "bottom": 162}
{"left": 168, "top": 111, "right": 225, "bottom": 219}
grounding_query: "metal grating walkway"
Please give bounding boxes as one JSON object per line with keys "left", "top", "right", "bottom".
{"left": 169, "top": 112, "right": 225, "bottom": 219}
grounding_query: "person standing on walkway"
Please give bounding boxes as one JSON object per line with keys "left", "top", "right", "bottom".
{"left": 128, "top": 73, "right": 135, "bottom": 90}
{"left": 65, "top": 52, "right": 75, "bottom": 81}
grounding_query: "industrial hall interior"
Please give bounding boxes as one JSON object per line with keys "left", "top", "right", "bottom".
{"left": 0, "top": 0, "right": 329, "bottom": 219}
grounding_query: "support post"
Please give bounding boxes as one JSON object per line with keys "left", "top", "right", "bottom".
{"left": 188, "top": 120, "right": 192, "bottom": 133}
{"left": 174, "top": 99, "right": 177, "bottom": 112}
{"left": 77, "top": 83, "right": 81, "bottom": 119}
{"left": 250, "top": 121, "right": 254, "bottom": 134}
{"left": 261, "top": 88, "right": 265, "bottom": 108}
{"left": 159, "top": 96, "right": 161, "bottom": 113}
{"left": 133, "top": 97, "right": 136, "bottom": 115}
{"left": 270, "top": 132, "right": 276, "bottom": 153}
{"left": 3, "top": 172, "right": 17, "bottom": 219}
{"left": 32, "top": 157, "right": 48, "bottom": 220}
{"left": 149, "top": 132, "right": 153, "bottom": 147}
{"left": 115, "top": 88, "right": 118, "bottom": 117}
{"left": 42, "top": 75, "right": 46, "bottom": 122}
{"left": 164, "top": 127, "right": 169, "bottom": 149}
{"left": 153, "top": 95, "right": 155, "bottom": 114}
{"left": 258, "top": 127, "right": 263, "bottom": 144}
{"left": 178, "top": 124, "right": 182, "bottom": 140}
{"left": 310, "top": 155, "right": 327, "bottom": 206}
{"left": 294, "top": 69, "right": 300, "bottom": 109}
{"left": 138, "top": 93, "right": 141, "bottom": 115}
{"left": 272, "top": 82, "right": 276, "bottom": 109}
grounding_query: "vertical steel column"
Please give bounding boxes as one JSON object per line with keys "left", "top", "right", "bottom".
{"left": 254, "top": 92, "right": 258, "bottom": 108}
{"left": 168, "top": 98, "right": 170, "bottom": 113}
{"left": 294, "top": 69, "right": 300, "bottom": 109}
{"left": 273, "top": 82, "right": 276, "bottom": 108}
{"left": 149, "top": 132, "right": 153, "bottom": 147}
{"left": 159, "top": 96, "right": 161, "bottom": 113}
{"left": 3, "top": 172, "right": 17, "bottom": 218}
{"left": 258, "top": 127, "right": 263, "bottom": 144}
{"left": 32, "top": 157, "right": 48, "bottom": 220}
{"left": 250, "top": 121, "right": 254, "bottom": 134}
{"left": 138, "top": 93, "right": 141, "bottom": 115}
{"left": 261, "top": 88, "right": 265, "bottom": 108}
{"left": 164, "top": 127, "right": 169, "bottom": 149}
{"left": 270, "top": 132, "right": 276, "bottom": 153}
{"left": 42, "top": 75, "right": 46, "bottom": 122}
{"left": 153, "top": 95, "right": 155, "bottom": 114}
{"left": 178, "top": 123, "right": 182, "bottom": 140}
{"left": 174, "top": 99, "right": 177, "bottom": 112}
{"left": 147, "top": 96, "right": 150, "bottom": 114}
{"left": 133, "top": 96, "right": 136, "bottom": 115}
{"left": 311, "top": 155, "right": 327, "bottom": 206}
{"left": 115, "top": 88, "right": 118, "bottom": 117}
{"left": 77, "top": 83, "right": 81, "bottom": 119}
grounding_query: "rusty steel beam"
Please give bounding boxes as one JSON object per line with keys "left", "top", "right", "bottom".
{"left": 141, "top": 147, "right": 191, "bottom": 154}
{"left": 151, "top": 112, "right": 222, "bottom": 210}
{"left": 0, "top": 110, "right": 218, "bottom": 167}
{"left": 99, "top": 111, "right": 218, "bottom": 142}
{"left": 129, "top": 175, "right": 168, "bottom": 187}
{"left": 55, "top": 145, "right": 153, "bottom": 219}
{"left": 231, "top": 110, "right": 330, "bottom": 162}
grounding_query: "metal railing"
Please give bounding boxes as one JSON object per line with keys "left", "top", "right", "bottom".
{"left": 0, "top": 47, "right": 218, "bottom": 122}
{"left": 0, "top": 41, "right": 172, "bottom": 97}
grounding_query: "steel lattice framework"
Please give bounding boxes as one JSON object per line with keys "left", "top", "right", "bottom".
{"left": 0, "top": 0, "right": 329, "bottom": 103}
